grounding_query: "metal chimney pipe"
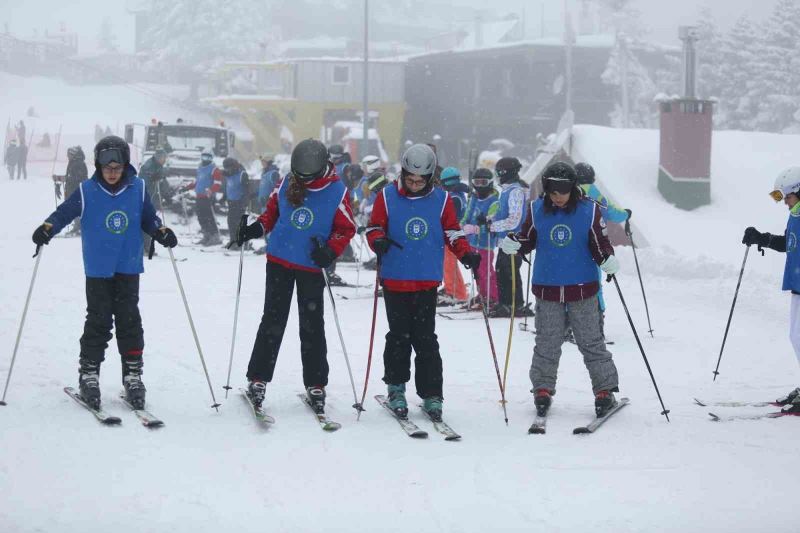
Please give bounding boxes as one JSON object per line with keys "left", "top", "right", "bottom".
{"left": 679, "top": 26, "right": 700, "bottom": 99}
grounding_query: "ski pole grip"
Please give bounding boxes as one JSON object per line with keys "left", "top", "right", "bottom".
{"left": 147, "top": 236, "right": 156, "bottom": 260}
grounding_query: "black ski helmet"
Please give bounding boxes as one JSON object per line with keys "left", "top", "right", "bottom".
{"left": 292, "top": 139, "right": 330, "bottom": 182}
{"left": 575, "top": 162, "right": 595, "bottom": 185}
{"left": 472, "top": 168, "right": 494, "bottom": 192}
{"left": 542, "top": 162, "right": 577, "bottom": 194}
{"left": 94, "top": 135, "right": 130, "bottom": 171}
{"left": 495, "top": 156, "right": 522, "bottom": 184}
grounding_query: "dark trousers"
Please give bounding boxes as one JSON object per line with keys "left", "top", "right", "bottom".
{"left": 227, "top": 199, "right": 247, "bottom": 242}
{"left": 80, "top": 275, "right": 144, "bottom": 371}
{"left": 6, "top": 164, "right": 15, "bottom": 179}
{"left": 382, "top": 288, "right": 443, "bottom": 399}
{"left": 16, "top": 160, "right": 26, "bottom": 179}
{"left": 196, "top": 196, "right": 218, "bottom": 237}
{"left": 247, "top": 262, "right": 329, "bottom": 386}
{"left": 496, "top": 250, "right": 523, "bottom": 308}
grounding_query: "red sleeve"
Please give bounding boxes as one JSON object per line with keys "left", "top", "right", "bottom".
{"left": 518, "top": 202, "right": 537, "bottom": 255}
{"left": 441, "top": 196, "right": 471, "bottom": 259}
{"left": 589, "top": 203, "right": 614, "bottom": 264}
{"left": 365, "top": 190, "right": 388, "bottom": 250}
{"left": 210, "top": 168, "right": 223, "bottom": 193}
{"left": 256, "top": 182, "right": 281, "bottom": 233}
{"left": 327, "top": 190, "right": 356, "bottom": 256}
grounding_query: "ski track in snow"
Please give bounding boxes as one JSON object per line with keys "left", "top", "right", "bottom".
{"left": 0, "top": 76, "right": 799, "bottom": 532}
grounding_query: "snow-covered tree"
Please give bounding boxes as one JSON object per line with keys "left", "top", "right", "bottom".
{"left": 602, "top": 37, "right": 657, "bottom": 128}
{"left": 97, "top": 16, "right": 118, "bottom": 53}
{"left": 715, "top": 16, "right": 763, "bottom": 130}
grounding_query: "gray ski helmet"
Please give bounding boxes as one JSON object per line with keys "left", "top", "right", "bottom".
{"left": 400, "top": 143, "right": 437, "bottom": 177}
{"left": 292, "top": 139, "right": 329, "bottom": 181}
{"left": 94, "top": 135, "right": 130, "bottom": 170}
{"left": 575, "top": 162, "right": 595, "bottom": 185}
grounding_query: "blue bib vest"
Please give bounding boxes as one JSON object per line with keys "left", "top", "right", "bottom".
{"left": 80, "top": 177, "right": 145, "bottom": 278}
{"left": 783, "top": 209, "right": 800, "bottom": 292}
{"left": 381, "top": 185, "right": 447, "bottom": 282}
{"left": 448, "top": 190, "right": 467, "bottom": 221}
{"left": 494, "top": 183, "right": 525, "bottom": 235}
{"left": 226, "top": 170, "right": 245, "bottom": 201}
{"left": 258, "top": 169, "right": 278, "bottom": 200}
{"left": 532, "top": 198, "right": 599, "bottom": 286}
{"left": 195, "top": 164, "right": 214, "bottom": 195}
{"left": 464, "top": 195, "right": 498, "bottom": 249}
{"left": 266, "top": 178, "right": 346, "bottom": 270}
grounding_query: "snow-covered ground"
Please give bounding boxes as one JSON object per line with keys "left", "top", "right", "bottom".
{"left": 1, "top": 75, "right": 799, "bottom": 533}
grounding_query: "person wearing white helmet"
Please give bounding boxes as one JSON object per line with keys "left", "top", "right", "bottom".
{"left": 742, "top": 167, "right": 800, "bottom": 414}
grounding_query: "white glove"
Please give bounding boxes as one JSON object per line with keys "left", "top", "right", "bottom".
{"left": 600, "top": 255, "right": 620, "bottom": 276}
{"left": 462, "top": 224, "right": 479, "bottom": 235}
{"left": 500, "top": 235, "right": 521, "bottom": 255}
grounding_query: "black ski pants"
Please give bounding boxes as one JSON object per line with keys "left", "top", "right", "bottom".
{"left": 227, "top": 199, "right": 247, "bottom": 242}
{"left": 195, "top": 196, "right": 218, "bottom": 237}
{"left": 79, "top": 274, "right": 144, "bottom": 366}
{"left": 382, "top": 288, "right": 443, "bottom": 399}
{"left": 496, "top": 249, "right": 523, "bottom": 309}
{"left": 247, "top": 261, "right": 329, "bottom": 386}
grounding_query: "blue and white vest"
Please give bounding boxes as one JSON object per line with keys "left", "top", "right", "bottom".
{"left": 226, "top": 170, "right": 245, "bottom": 201}
{"left": 532, "top": 197, "right": 599, "bottom": 286}
{"left": 494, "top": 182, "right": 524, "bottom": 235}
{"left": 266, "top": 178, "right": 346, "bottom": 269}
{"left": 381, "top": 185, "right": 447, "bottom": 282}
{"left": 464, "top": 194, "right": 498, "bottom": 249}
{"left": 80, "top": 177, "right": 145, "bottom": 278}
{"left": 195, "top": 163, "right": 215, "bottom": 196}
{"left": 783, "top": 208, "right": 800, "bottom": 292}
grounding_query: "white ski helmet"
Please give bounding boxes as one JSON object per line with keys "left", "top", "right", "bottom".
{"left": 400, "top": 144, "right": 437, "bottom": 176}
{"left": 771, "top": 167, "right": 800, "bottom": 202}
{"left": 361, "top": 154, "right": 381, "bottom": 174}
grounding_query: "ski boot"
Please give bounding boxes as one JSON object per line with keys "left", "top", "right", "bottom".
{"left": 776, "top": 387, "right": 800, "bottom": 406}
{"left": 78, "top": 358, "right": 102, "bottom": 410}
{"left": 247, "top": 380, "right": 267, "bottom": 408}
{"left": 306, "top": 385, "right": 326, "bottom": 414}
{"left": 422, "top": 396, "right": 444, "bottom": 422}
{"left": 594, "top": 390, "right": 617, "bottom": 418}
{"left": 782, "top": 396, "right": 800, "bottom": 414}
{"left": 514, "top": 304, "right": 535, "bottom": 318}
{"left": 326, "top": 272, "right": 348, "bottom": 287}
{"left": 387, "top": 383, "right": 408, "bottom": 418}
{"left": 488, "top": 304, "right": 512, "bottom": 318}
{"left": 533, "top": 388, "right": 552, "bottom": 417}
{"left": 122, "top": 357, "right": 146, "bottom": 410}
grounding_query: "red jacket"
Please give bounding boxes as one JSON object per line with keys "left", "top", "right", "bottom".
{"left": 517, "top": 199, "right": 614, "bottom": 303}
{"left": 257, "top": 168, "right": 356, "bottom": 272}
{"left": 366, "top": 182, "right": 472, "bottom": 292}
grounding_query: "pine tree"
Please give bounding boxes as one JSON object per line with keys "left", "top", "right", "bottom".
{"left": 97, "top": 16, "right": 118, "bottom": 54}
{"left": 694, "top": 6, "right": 727, "bottom": 126}
{"left": 716, "top": 16, "right": 763, "bottom": 130}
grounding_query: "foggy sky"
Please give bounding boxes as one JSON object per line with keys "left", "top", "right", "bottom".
{"left": 0, "top": 0, "right": 777, "bottom": 55}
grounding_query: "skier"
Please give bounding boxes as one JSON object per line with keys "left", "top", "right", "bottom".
{"left": 365, "top": 144, "right": 481, "bottom": 421}
{"left": 438, "top": 167, "right": 469, "bottom": 305}
{"left": 52, "top": 146, "right": 89, "bottom": 236}
{"left": 139, "top": 148, "right": 169, "bottom": 254}
{"left": 232, "top": 139, "right": 356, "bottom": 413}
{"left": 222, "top": 157, "right": 250, "bottom": 250}
{"left": 5, "top": 139, "right": 18, "bottom": 179}
{"left": 359, "top": 169, "right": 390, "bottom": 271}
{"left": 489, "top": 156, "right": 529, "bottom": 317}
{"left": 461, "top": 167, "right": 500, "bottom": 310}
{"left": 15, "top": 139, "right": 28, "bottom": 180}
{"left": 253, "top": 155, "right": 281, "bottom": 255}
{"left": 192, "top": 150, "right": 222, "bottom": 246}
{"left": 741, "top": 167, "right": 800, "bottom": 414}
{"left": 324, "top": 144, "right": 355, "bottom": 281}
{"left": 499, "top": 162, "right": 621, "bottom": 418}
{"left": 30, "top": 136, "right": 178, "bottom": 410}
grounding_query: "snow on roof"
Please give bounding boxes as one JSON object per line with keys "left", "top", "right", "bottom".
{"left": 458, "top": 19, "right": 519, "bottom": 49}
{"left": 409, "top": 33, "right": 618, "bottom": 61}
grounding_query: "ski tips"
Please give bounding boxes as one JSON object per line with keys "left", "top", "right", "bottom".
{"left": 0, "top": 400, "right": 7, "bottom": 406}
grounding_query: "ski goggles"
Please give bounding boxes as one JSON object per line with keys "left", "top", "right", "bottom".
{"left": 472, "top": 177, "right": 492, "bottom": 188}
{"left": 201, "top": 153, "right": 214, "bottom": 162}
{"left": 97, "top": 147, "right": 126, "bottom": 167}
{"left": 770, "top": 189, "right": 785, "bottom": 202}
{"left": 544, "top": 177, "right": 574, "bottom": 194}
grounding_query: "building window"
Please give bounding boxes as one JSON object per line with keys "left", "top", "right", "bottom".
{"left": 332, "top": 65, "right": 351, "bottom": 85}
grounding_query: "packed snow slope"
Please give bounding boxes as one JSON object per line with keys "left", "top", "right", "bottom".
{"left": 1, "top": 76, "right": 799, "bottom": 533}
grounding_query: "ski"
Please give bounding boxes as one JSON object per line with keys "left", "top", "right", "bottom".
{"left": 708, "top": 411, "right": 800, "bottom": 422}
{"left": 64, "top": 387, "right": 122, "bottom": 426}
{"left": 573, "top": 397, "right": 630, "bottom": 434}
{"left": 375, "top": 395, "right": 428, "bottom": 438}
{"left": 437, "top": 312, "right": 482, "bottom": 321}
{"left": 693, "top": 398, "right": 780, "bottom": 408}
{"left": 528, "top": 414, "right": 547, "bottom": 434}
{"left": 298, "top": 393, "right": 341, "bottom": 431}
{"left": 240, "top": 388, "right": 275, "bottom": 424}
{"left": 118, "top": 393, "right": 165, "bottom": 428}
{"left": 419, "top": 406, "right": 461, "bottom": 441}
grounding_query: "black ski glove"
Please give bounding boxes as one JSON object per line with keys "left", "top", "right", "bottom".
{"left": 153, "top": 227, "right": 178, "bottom": 248}
{"left": 742, "top": 227, "right": 770, "bottom": 247}
{"left": 476, "top": 213, "right": 488, "bottom": 226}
{"left": 32, "top": 223, "right": 53, "bottom": 246}
{"left": 624, "top": 209, "right": 632, "bottom": 235}
{"left": 372, "top": 237, "right": 392, "bottom": 257}
{"left": 237, "top": 221, "right": 264, "bottom": 246}
{"left": 459, "top": 251, "right": 482, "bottom": 270}
{"left": 310, "top": 241, "right": 337, "bottom": 268}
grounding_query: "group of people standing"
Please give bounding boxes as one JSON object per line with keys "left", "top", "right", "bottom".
{"left": 4, "top": 120, "right": 29, "bottom": 180}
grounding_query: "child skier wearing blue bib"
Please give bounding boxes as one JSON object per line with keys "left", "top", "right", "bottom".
{"left": 234, "top": 139, "right": 356, "bottom": 414}
{"left": 31, "top": 136, "right": 178, "bottom": 410}
{"left": 741, "top": 167, "right": 800, "bottom": 414}
{"left": 366, "top": 144, "right": 481, "bottom": 421}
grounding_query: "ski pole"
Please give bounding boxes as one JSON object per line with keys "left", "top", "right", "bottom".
{"left": 519, "top": 254, "right": 532, "bottom": 332}
{"left": 610, "top": 274, "right": 670, "bottom": 421}
{"left": 50, "top": 124, "right": 63, "bottom": 210}
{"left": 627, "top": 221, "right": 654, "bottom": 337}
{"left": 501, "top": 249, "right": 517, "bottom": 396}
{"left": 0, "top": 246, "right": 43, "bottom": 406}
{"left": 313, "top": 238, "right": 362, "bottom": 415}
{"left": 472, "top": 270, "right": 508, "bottom": 424}
{"left": 222, "top": 214, "right": 249, "bottom": 398}
{"left": 358, "top": 261, "right": 382, "bottom": 421}
{"left": 485, "top": 227, "right": 492, "bottom": 311}
{"left": 713, "top": 245, "right": 760, "bottom": 381}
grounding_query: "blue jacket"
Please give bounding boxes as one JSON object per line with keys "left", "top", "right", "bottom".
{"left": 580, "top": 183, "right": 629, "bottom": 224}
{"left": 45, "top": 165, "right": 162, "bottom": 278}
{"left": 463, "top": 193, "right": 499, "bottom": 249}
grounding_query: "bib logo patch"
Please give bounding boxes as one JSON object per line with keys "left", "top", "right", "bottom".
{"left": 105, "top": 211, "right": 129, "bottom": 235}
{"left": 550, "top": 224, "right": 572, "bottom": 247}
{"left": 789, "top": 232, "right": 797, "bottom": 253}
{"left": 290, "top": 207, "right": 314, "bottom": 230}
{"left": 405, "top": 217, "right": 429, "bottom": 241}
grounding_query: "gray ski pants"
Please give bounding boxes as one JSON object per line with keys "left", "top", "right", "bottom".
{"left": 529, "top": 295, "right": 619, "bottom": 394}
